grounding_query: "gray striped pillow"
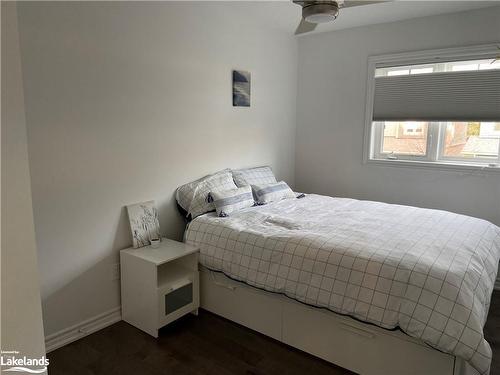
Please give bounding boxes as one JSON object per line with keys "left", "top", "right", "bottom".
{"left": 210, "top": 185, "right": 255, "bottom": 217}
{"left": 252, "top": 181, "right": 295, "bottom": 205}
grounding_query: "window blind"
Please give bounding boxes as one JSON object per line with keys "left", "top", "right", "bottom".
{"left": 372, "top": 69, "right": 500, "bottom": 122}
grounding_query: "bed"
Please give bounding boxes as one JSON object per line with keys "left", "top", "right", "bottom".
{"left": 184, "top": 194, "right": 500, "bottom": 375}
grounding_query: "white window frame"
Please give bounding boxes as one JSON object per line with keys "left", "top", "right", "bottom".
{"left": 363, "top": 44, "right": 500, "bottom": 173}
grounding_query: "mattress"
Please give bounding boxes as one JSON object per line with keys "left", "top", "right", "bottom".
{"left": 184, "top": 194, "right": 500, "bottom": 374}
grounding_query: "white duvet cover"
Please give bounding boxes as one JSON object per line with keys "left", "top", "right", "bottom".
{"left": 184, "top": 194, "right": 500, "bottom": 374}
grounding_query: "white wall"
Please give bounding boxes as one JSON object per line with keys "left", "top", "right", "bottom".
{"left": 15, "top": 1, "right": 500, "bottom": 342}
{"left": 296, "top": 7, "right": 500, "bottom": 227}
{"left": 1, "top": 1, "right": 46, "bottom": 363}
{"left": 16, "top": 2, "right": 297, "bottom": 337}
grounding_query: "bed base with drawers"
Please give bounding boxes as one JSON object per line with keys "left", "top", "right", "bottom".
{"left": 200, "top": 267, "right": 477, "bottom": 375}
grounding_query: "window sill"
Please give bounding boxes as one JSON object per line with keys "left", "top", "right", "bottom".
{"left": 366, "top": 158, "right": 500, "bottom": 174}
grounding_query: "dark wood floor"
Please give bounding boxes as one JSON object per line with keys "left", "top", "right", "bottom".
{"left": 48, "top": 292, "right": 500, "bottom": 375}
{"left": 485, "top": 291, "right": 500, "bottom": 374}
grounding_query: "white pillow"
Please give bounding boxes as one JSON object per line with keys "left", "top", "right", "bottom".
{"left": 176, "top": 169, "right": 237, "bottom": 219}
{"left": 252, "top": 181, "right": 295, "bottom": 205}
{"left": 211, "top": 185, "right": 255, "bottom": 217}
{"left": 232, "top": 166, "right": 277, "bottom": 187}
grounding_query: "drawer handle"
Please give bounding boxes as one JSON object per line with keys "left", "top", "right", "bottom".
{"left": 339, "top": 322, "right": 376, "bottom": 339}
{"left": 210, "top": 271, "right": 236, "bottom": 291}
{"left": 214, "top": 281, "right": 237, "bottom": 291}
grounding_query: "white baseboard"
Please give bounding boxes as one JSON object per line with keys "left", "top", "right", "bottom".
{"left": 45, "top": 306, "right": 121, "bottom": 353}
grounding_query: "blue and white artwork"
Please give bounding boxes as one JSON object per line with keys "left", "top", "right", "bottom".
{"left": 233, "top": 70, "right": 250, "bottom": 107}
{"left": 126, "top": 200, "right": 161, "bottom": 248}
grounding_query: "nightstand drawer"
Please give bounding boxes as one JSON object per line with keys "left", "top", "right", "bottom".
{"left": 165, "top": 280, "right": 193, "bottom": 315}
{"left": 157, "top": 271, "right": 199, "bottom": 327}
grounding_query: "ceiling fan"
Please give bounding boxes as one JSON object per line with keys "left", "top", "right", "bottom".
{"left": 293, "top": 0, "right": 386, "bottom": 35}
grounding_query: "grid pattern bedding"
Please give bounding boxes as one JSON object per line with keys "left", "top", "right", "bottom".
{"left": 184, "top": 194, "right": 500, "bottom": 374}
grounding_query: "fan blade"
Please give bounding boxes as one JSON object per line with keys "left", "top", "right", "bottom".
{"left": 342, "top": 0, "right": 387, "bottom": 8}
{"left": 295, "top": 19, "right": 317, "bottom": 35}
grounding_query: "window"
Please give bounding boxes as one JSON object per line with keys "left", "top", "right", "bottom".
{"left": 365, "top": 45, "right": 500, "bottom": 170}
{"left": 372, "top": 121, "right": 500, "bottom": 163}
{"left": 442, "top": 122, "right": 499, "bottom": 161}
{"left": 374, "top": 58, "right": 500, "bottom": 77}
{"left": 376, "top": 122, "right": 429, "bottom": 158}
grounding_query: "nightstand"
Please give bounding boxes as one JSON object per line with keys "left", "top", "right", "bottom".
{"left": 120, "top": 238, "right": 200, "bottom": 338}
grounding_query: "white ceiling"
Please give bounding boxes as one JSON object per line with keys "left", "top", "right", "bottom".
{"left": 226, "top": 1, "right": 500, "bottom": 36}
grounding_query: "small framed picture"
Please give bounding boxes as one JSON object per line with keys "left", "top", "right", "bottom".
{"left": 126, "top": 200, "right": 161, "bottom": 248}
{"left": 233, "top": 70, "right": 250, "bottom": 107}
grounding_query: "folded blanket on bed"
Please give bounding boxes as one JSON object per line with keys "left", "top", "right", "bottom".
{"left": 185, "top": 194, "right": 500, "bottom": 374}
